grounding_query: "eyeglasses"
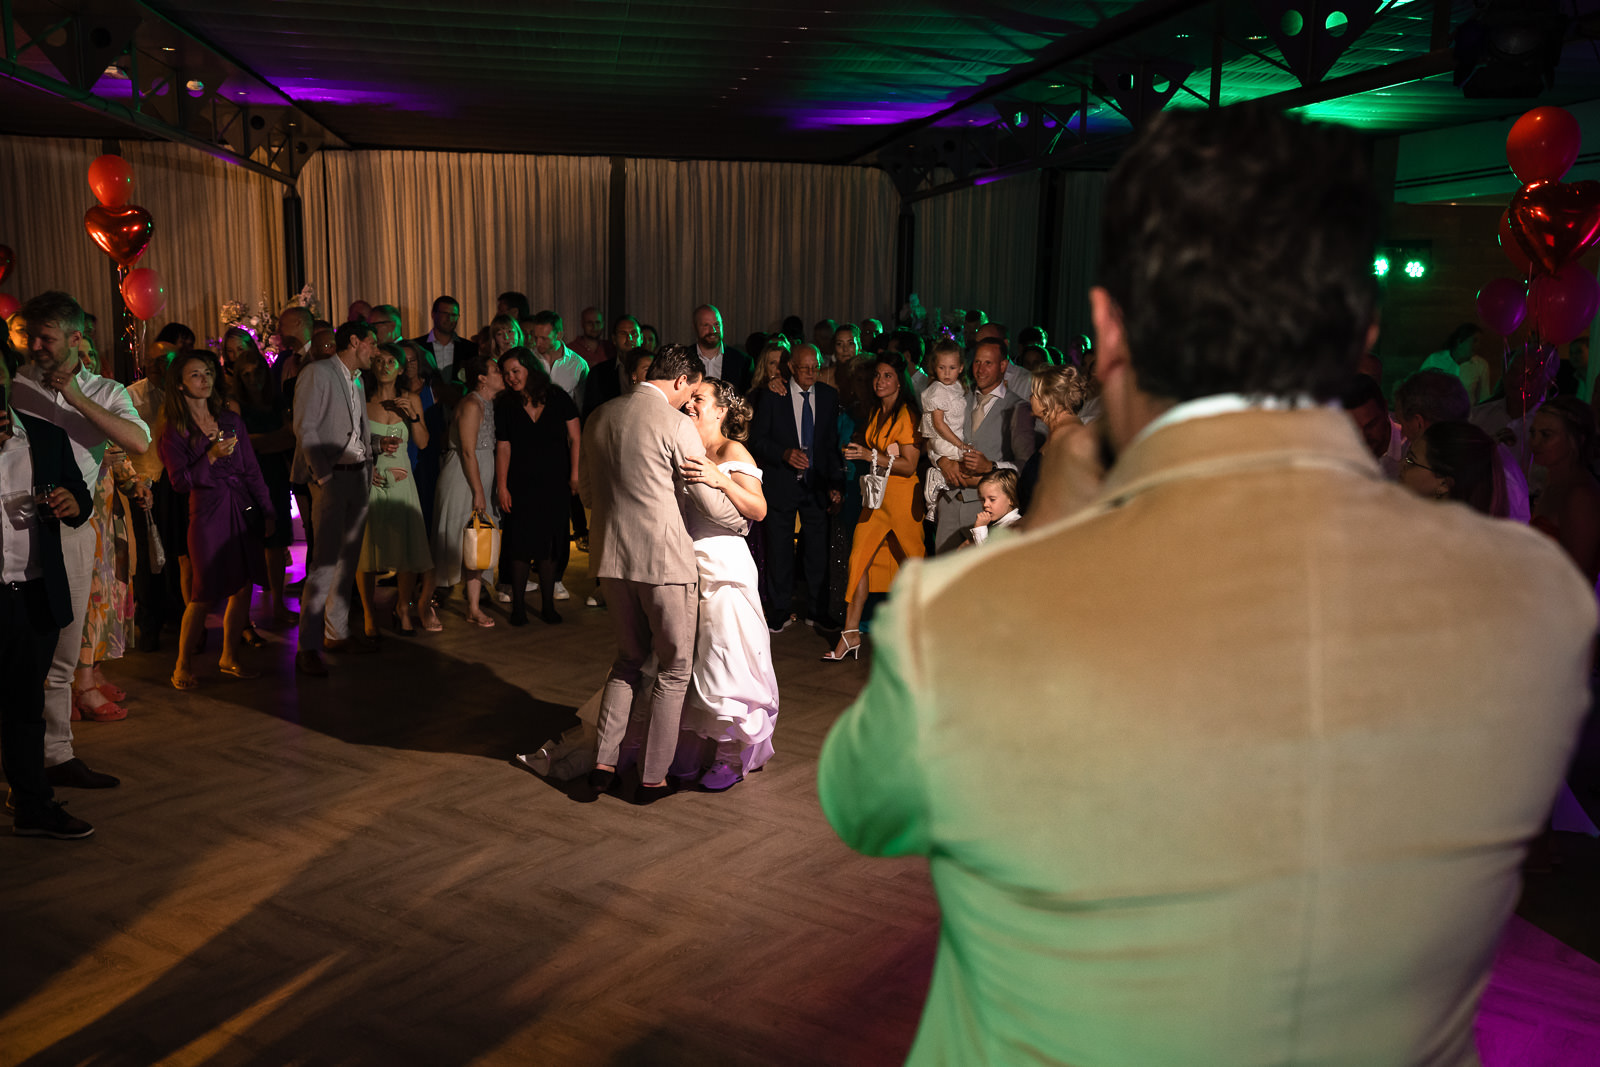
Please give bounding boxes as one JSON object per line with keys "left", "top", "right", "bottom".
{"left": 1403, "top": 450, "right": 1441, "bottom": 474}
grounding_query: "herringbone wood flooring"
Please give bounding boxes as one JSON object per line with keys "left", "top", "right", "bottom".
{"left": 0, "top": 560, "right": 937, "bottom": 1066}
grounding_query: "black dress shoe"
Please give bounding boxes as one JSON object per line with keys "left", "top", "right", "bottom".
{"left": 632, "top": 782, "right": 674, "bottom": 806}
{"left": 587, "top": 768, "right": 617, "bottom": 796}
{"left": 13, "top": 801, "right": 94, "bottom": 839}
{"left": 324, "top": 636, "right": 379, "bottom": 654}
{"left": 44, "top": 758, "right": 120, "bottom": 789}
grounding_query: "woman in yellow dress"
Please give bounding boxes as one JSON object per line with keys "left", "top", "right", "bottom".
{"left": 825, "top": 352, "right": 923, "bottom": 661}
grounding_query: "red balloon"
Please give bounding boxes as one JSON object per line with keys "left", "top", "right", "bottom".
{"left": 1507, "top": 107, "right": 1582, "bottom": 185}
{"left": 1497, "top": 210, "right": 1535, "bottom": 276}
{"left": 1528, "top": 262, "right": 1600, "bottom": 345}
{"left": 1508, "top": 179, "right": 1600, "bottom": 275}
{"left": 0, "top": 293, "right": 18, "bottom": 321}
{"left": 120, "top": 267, "right": 167, "bottom": 321}
{"left": 0, "top": 243, "right": 12, "bottom": 285}
{"left": 87, "top": 154, "right": 134, "bottom": 208}
{"left": 1477, "top": 277, "right": 1528, "bottom": 335}
{"left": 84, "top": 204, "right": 152, "bottom": 267}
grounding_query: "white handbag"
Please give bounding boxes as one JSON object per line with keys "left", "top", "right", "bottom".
{"left": 860, "top": 448, "right": 888, "bottom": 510}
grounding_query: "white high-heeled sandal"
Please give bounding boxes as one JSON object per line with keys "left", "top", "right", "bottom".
{"left": 821, "top": 629, "right": 862, "bottom": 662}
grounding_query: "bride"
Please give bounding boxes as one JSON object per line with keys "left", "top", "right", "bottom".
{"left": 672, "top": 377, "right": 779, "bottom": 791}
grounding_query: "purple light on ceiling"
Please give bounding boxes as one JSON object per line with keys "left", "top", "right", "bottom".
{"left": 786, "top": 100, "right": 950, "bottom": 130}
{"left": 273, "top": 79, "right": 445, "bottom": 113}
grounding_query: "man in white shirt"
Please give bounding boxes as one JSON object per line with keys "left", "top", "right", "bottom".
{"left": 411, "top": 294, "right": 477, "bottom": 387}
{"left": 693, "top": 304, "right": 752, "bottom": 395}
{"left": 0, "top": 357, "right": 96, "bottom": 838}
{"left": 11, "top": 291, "right": 149, "bottom": 792}
{"left": 292, "top": 321, "right": 378, "bottom": 676}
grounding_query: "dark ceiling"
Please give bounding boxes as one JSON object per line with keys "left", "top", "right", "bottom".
{"left": 5, "top": 0, "right": 1600, "bottom": 174}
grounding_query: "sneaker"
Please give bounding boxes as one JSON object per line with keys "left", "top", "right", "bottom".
{"left": 525, "top": 579, "right": 540, "bottom": 593}
{"left": 44, "top": 758, "right": 120, "bottom": 789}
{"left": 14, "top": 801, "right": 94, "bottom": 839}
{"left": 586, "top": 594, "right": 603, "bottom": 607}
{"left": 554, "top": 581, "right": 571, "bottom": 601}
{"left": 496, "top": 585, "right": 513, "bottom": 603}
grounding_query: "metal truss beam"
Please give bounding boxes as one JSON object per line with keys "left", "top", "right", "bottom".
{"left": 1, "top": 0, "right": 342, "bottom": 186}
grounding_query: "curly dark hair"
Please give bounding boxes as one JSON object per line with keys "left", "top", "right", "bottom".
{"left": 700, "top": 378, "right": 752, "bottom": 441}
{"left": 1098, "top": 104, "right": 1381, "bottom": 403}
{"left": 498, "top": 346, "right": 550, "bottom": 409}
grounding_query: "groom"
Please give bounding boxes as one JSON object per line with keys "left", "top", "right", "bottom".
{"left": 579, "top": 344, "right": 745, "bottom": 803}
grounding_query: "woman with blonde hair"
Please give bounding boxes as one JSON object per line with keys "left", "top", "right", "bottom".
{"left": 1016, "top": 364, "right": 1089, "bottom": 513}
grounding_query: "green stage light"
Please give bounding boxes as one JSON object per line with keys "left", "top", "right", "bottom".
{"left": 1374, "top": 255, "right": 1391, "bottom": 277}
{"left": 1403, "top": 259, "right": 1426, "bottom": 279}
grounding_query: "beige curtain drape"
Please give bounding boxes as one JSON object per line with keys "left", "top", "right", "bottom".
{"left": 299, "top": 150, "right": 610, "bottom": 340}
{"left": 625, "top": 159, "right": 898, "bottom": 348}
{"left": 911, "top": 171, "right": 1041, "bottom": 342}
{"left": 0, "top": 135, "right": 284, "bottom": 373}
{"left": 1054, "top": 172, "right": 1105, "bottom": 352}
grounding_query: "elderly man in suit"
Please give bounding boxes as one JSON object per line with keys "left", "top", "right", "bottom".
{"left": 748, "top": 343, "right": 842, "bottom": 631}
{"left": 293, "top": 321, "right": 379, "bottom": 677}
{"left": 819, "top": 105, "right": 1597, "bottom": 1065}
{"left": 930, "top": 338, "right": 1034, "bottom": 553}
{"left": 580, "top": 344, "right": 745, "bottom": 804}
{"left": 1, "top": 359, "right": 95, "bottom": 838}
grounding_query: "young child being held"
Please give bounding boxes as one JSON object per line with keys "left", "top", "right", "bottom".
{"left": 969, "top": 468, "right": 1021, "bottom": 546}
{"left": 921, "top": 339, "right": 970, "bottom": 510}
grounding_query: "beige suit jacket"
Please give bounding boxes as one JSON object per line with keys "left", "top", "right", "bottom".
{"left": 821, "top": 407, "right": 1596, "bottom": 1065}
{"left": 580, "top": 383, "right": 743, "bottom": 585}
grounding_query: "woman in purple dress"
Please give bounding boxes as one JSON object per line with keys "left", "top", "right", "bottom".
{"left": 158, "top": 350, "right": 273, "bottom": 689}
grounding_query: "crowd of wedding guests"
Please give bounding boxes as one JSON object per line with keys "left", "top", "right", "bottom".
{"left": 6, "top": 273, "right": 1599, "bottom": 835}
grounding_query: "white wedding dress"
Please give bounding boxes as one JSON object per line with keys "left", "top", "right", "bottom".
{"left": 520, "top": 461, "right": 778, "bottom": 782}
{"left": 674, "top": 461, "right": 780, "bottom": 776}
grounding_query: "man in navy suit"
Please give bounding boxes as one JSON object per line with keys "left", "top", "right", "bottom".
{"left": 748, "top": 343, "right": 842, "bottom": 631}
{"left": 409, "top": 294, "right": 478, "bottom": 387}
{"left": 1, "top": 359, "right": 95, "bottom": 838}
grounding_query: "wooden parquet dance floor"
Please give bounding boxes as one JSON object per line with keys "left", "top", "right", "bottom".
{"left": 0, "top": 557, "right": 938, "bottom": 1066}
{"left": 4, "top": 550, "right": 1599, "bottom": 1065}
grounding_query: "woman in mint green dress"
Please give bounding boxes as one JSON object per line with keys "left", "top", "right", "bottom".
{"left": 357, "top": 344, "right": 433, "bottom": 636}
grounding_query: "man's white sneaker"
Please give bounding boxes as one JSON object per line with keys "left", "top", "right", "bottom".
{"left": 554, "top": 582, "right": 571, "bottom": 601}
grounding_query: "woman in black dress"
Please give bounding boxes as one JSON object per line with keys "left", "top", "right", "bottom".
{"left": 494, "top": 347, "right": 581, "bottom": 626}
{"left": 225, "top": 327, "right": 297, "bottom": 631}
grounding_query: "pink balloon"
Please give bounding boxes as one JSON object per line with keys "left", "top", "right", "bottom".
{"left": 120, "top": 267, "right": 167, "bottom": 321}
{"left": 0, "top": 293, "right": 18, "bottom": 321}
{"left": 1476, "top": 277, "right": 1528, "bottom": 335}
{"left": 1527, "top": 262, "right": 1600, "bottom": 345}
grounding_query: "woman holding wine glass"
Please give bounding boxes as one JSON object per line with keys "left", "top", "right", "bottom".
{"left": 355, "top": 343, "right": 433, "bottom": 637}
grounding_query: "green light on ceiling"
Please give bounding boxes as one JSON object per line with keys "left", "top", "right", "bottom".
{"left": 1403, "top": 259, "right": 1426, "bottom": 279}
{"left": 1374, "top": 255, "right": 1391, "bottom": 277}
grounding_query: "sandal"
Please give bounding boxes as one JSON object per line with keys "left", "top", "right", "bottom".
{"left": 170, "top": 673, "right": 200, "bottom": 691}
{"left": 240, "top": 628, "right": 268, "bottom": 649}
{"left": 466, "top": 612, "right": 496, "bottom": 629}
{"left": 420, "top": 606, "right": 444, "bottom": 633}
{"left": 219, "top": 664, "right": 261, "bottom": 680}
{"left": 96, "top": 682, "right": 128, "bottom": 702}
{"left": 73, "top": 689, "right": 129, "bottom": 721}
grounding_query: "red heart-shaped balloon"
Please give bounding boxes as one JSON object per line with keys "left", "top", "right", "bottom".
{"left": 84, "top": 204, "right": 153, "bottom": 267}
{"left": 0, "top": 244, "right": 13, "bottom": 285}
{"left": 1509, "top": 179, "right": 1600, "bottom": 276}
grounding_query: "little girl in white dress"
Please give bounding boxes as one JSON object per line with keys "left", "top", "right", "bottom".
{"left": 921, "top": 345, "right": 971, "bottom": 511}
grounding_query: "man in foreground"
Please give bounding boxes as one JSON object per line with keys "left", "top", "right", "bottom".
{"left": 819, "top": 106, "right": 1596, "bottom": 1064}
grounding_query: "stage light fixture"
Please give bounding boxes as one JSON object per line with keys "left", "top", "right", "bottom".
{"left": 1453, "top": 0, "right": 1569, "bottom": 98}
{"left": 1374, "top": 255, "right": 1391, "bottom": 277}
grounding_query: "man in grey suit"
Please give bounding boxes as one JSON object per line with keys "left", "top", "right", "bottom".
{"left": 293, "top": 321, "right": 378, "bottom": 677}
{"left": 932, "top": 339, "right": 1035, "bottom": 552}
{"left": 579, "top": 344, "right": 745, "bottom": 803}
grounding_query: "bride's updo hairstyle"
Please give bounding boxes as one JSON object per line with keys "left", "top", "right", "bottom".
{"left": 703, "top": 377, "right": 752, "bottom": 442}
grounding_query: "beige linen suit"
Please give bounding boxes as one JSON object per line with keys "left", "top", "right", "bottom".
{"left": 820, "top": 407, "right": 1596, "bottom": 1065}
{"left": 580, "top": 384, "right": 744, "bottom": 783}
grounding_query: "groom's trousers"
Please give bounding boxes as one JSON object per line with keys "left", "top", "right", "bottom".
{"left": 595, "top": 578, "right": 698, "bottom": 785}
